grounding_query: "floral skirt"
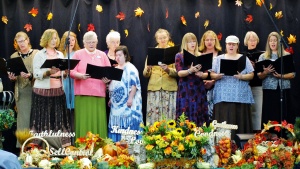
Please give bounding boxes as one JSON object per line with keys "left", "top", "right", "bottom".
{"left": 146, "top": 90, "right": 176, "bottom": 125}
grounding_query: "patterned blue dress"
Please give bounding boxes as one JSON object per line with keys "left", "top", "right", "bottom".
{"left": 175, "top": 52, "right": 209, "bottom": 126}
{"left": 108, "top": 62, "right": 143, "bottom": 142}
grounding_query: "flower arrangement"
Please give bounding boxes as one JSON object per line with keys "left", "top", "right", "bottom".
{"left": 141, "top": 113, "right": 210, "bottom": 162}
{"left": 0, "top": 109, "right": 15, "bottom": 131}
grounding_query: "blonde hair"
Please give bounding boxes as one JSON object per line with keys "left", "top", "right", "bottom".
{"left": 199, "top": 30, "right": 222, "bottom": 52}
{"left": 58, "top": 31, "right": 81, "bottom": 56}
{"left": 180, "top": 32, "right": 200, "bottom": 56}
{"left": 155, "top": 28, "right": 171, "bottom": 43}
{"left": 14, "top": 31, "right": 32, "bottom": 51}
{"left": 39, "top": 29, "right": 60, "bottom": 48}
{"left": 244, "top": 31, "right": 259, "bottom": 46}
{"left": 264, "top": 32, "right": 289, "bottom": 59}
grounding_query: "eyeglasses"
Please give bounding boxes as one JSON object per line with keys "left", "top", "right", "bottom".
{"left": 226, "top": 43, "right": 237, "bottom": 46}
{"left": 205, "top": 39, "right": 215, "bottom": 42}
{"left": 86, "top": 41, "right": 97, "bottom": 45}
{"left": 187, "top": 41, "right": 196, "bottom": 44}
{"left": 17, "top": 39, "right": 27, "bottom": 44}
{"left": 269, "top": 40, "right": 278, "bottom": 43}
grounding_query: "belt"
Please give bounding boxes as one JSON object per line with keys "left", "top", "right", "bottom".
{"left": 50, "top": 76, "right": 61, "bottom": 79}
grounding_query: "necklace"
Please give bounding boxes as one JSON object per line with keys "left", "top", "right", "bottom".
{"left": 19, "top": 49, "right": 33, "bottom": 58}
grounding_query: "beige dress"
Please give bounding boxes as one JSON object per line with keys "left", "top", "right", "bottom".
{"left": 11, "top": 49, "right": 38, "bottom": 147}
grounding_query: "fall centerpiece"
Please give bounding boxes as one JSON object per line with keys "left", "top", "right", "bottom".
{"left": 0, "top": 108, "right": 15, "bottom": 149}
{"left": 141, "top": 113, "right": 211, "bottom": 168}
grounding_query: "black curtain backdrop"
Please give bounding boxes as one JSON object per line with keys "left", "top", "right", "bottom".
{"left": 1, "top": 0, "right": 300, "bottom": 127}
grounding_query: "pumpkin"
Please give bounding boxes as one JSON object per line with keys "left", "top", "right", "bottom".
{"left": 102, "top": 144, "right": 117, "bottom": 157}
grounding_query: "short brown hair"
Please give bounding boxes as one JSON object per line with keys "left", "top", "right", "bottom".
{"left": 115, "top": 45, "right": 131, "bottom": 62}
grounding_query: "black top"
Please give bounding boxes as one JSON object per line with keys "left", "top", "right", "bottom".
{"left": 244, "top": 48, "right": 263, "bottom": 87}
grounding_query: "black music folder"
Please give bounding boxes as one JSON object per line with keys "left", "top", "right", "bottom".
{"left": 183, "top": 50, "right": 213, "bottom": 71}
{"left": 41, "top": 59, "right": 80, "bottom": 70}
{"left": 245, "top": 51, "right": 264, "bottom": 62}
{"left": 0, "top": 58, "right": 7, "bottom": 75}
{"left": 147, "top": 45, "right": 180, "bottom": 65}
{"left": 6, "top": 57, "right": 28, "bottom": 76}
{"left": 256, "top": 54, "right": 295, "bottom": 74}
{"left": 220, "top": 55, "right": 246, "bottom": 76}
{"left": 86, "top": 63, "right": 123, "bottom": 81}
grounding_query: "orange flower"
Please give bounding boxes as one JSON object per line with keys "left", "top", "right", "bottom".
{"left": 164, "top": 146, "right": 172, "bottom": 155}
{"left": 178, "top": 143, "right": 184, "bottom": 151}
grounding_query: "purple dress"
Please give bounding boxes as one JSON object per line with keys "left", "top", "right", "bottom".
{"left": 175, "top": 52, "right": 209, "bottom": 126}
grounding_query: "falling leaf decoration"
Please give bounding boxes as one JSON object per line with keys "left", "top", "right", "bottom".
{"left": 195, "top": 12, "right": 200, "bottom": 19}
{"left": 28, "top": 7, "right": 38, "bottom": 17}
{"left": 134, "top": 7, "right": 144, "bottom": 17}
{"left": 180, "top": 15, "right": 187, "bottom": 26}
{"left": 116, "top": 12, "right": 126, "bottom": 21}
{"left": 47, "top": 12, "right": 53, "bottom": 20}
{"left": 280, "top": 30, "right": 284, "bottom": 37}
{"left": 147, "top": 22, "right": 150, "bottom": 32}
{"left": 204, "top": 20, "right": 209, "bottom": 29}
{"left": 269, "top": 3, "right": 273, "bottom": 10}
{"left": 78, "top": 24, "right": 81, "bottom": 32}
{"left": 168, "top": 41, "right": 175, "bottom": 47}
{"left": 287, "top": 34, "right": 296, "bottom": 44}
{"left": 218, "top": 0, "right": 222, "bottom": 7}
{"left": 285, "top": 47, "right": 294, "bottom": 54}
{"left": 24, "top": 23, "right": 32, "bottom": 32}
{"left": 245, "top": 15, "right": 253, "bottom": 23}
{"left": 166, "top": 8, "right": 168, "bottom": 19}
{"left": 256, "top": 0, "right": 264, "bottom": 7}
{"left": 275, "top": 11, "right": 283, "bottom": 19}
{"left": 1, "top": 16, "right": 8, "bottom": 24}
{"left": 96, "top": 5, "right": 103, "bottom": 13}
{"left": 87, "top": 23, "right": 95, "bottom": 31}
{"left": 217, "top": 33, "right": 222, "bottom": 41}
{"left": 235, "top": 0, "right": 243, "bottom": 6}
{"left": 124, "top": 29, "right": 128, "bottom": 37}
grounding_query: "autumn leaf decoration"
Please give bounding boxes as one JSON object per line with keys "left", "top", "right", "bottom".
{"left": 134, "top": 7, "right": 144, "bottom": 17}
{"left": 24, "top": 23, "right": 32, "bottom": 32}
{"left": 195, "top": 12, "right": 200, "bottom": 19}
{"left": 217, "top": 33, "right": 223, "bottom": 41}
{"left": 124, "top": 29, "right": 128, "bottom": 37}
{"left": 235, "top": 0, "right": 243, "bottom": 6}
{"left": 1, "top": 16, "right": 8, "bottom": 24}
{"left": 116, "top": 12, "right": 126, "bottom": 21}
{"left": 256, "top": 0, "right": 264, "bottom": 7}
{"left": 287, "top": 34, "right": 296, "bottom": 44}
{"left": 245, "top": 15, "right": 253, "bottom": 23}
{"left": 166, "top": 8, "right": 168, "bottom": 19}
{"left": 87, "top": 23, "right": 95, "bottom": 31}
{"left": 14, "top": 40, "right": 18, "bottom": 50}
{"left": 275, "top": 11, "right": 283, "bottom": 19}
{"left": 204, "top": 20, "right": 209, "bottom": 29}
{"left": 78, "top": 24, "right": 81, "bottom": 32}
{"left": 96, "top": 5, "right": 103, "bottom": 13}
{"left": 180, "top": 15, "right": 187, "bottom": 26}
{"left": 29, "top": 7, "right": 38, "bottom": 17}
{"left": 47, "top": 12, "right": 53, "bottom": 20}
{"left": 285, "top": 47, "right": 294, "bottom": 54}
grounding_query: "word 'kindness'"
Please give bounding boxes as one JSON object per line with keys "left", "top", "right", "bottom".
{"left": 110, "top": 126, "right": 142, "bottom": 135}
{"left": 30, "top": 130, "right": 75, "bottom": 137}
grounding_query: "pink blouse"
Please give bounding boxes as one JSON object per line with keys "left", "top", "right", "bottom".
{"left": 70, "top": 49, "right": 111, "bottom": 97}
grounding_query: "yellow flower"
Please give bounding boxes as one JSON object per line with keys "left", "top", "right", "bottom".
{"left": 153, "top": 121, "right": 160, "bottom": 129}
{"left": 170, "top": 140, "right": 179, "bottom": 147}
{"left": 172, "top": 128, "right": 184, "bottom": 136}
{"left": 156, "top": 139, "right": 169, "bottom": 148}
{"left": 167, "top": 120, "right": 176, "bottom": 128}
{"left": 149, "top": 126, "right": 155, "bottom": 133}
{"left": 164, "top": 147, "right": 172, "bottom": 155}
{"left": 154, "top": 134, "right": 161, "bottom": 140}
{"left": 145, "top": 144, "right": 154, "bottom": 150}
{"left": 178, "top": 143, "right": 185, "bottom": 151}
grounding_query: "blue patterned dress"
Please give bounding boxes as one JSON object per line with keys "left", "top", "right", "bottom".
{"left": 108, "top": 62, "right": 143, "bottom": 142}
{"left": 175, "top": 52, "right": 209, "bottom": 126}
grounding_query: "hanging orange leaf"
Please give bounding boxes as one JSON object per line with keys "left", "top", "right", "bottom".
{"left": 245, "top": 15, "right": 253, "bottom": 23}
{"left": 287, "top": 34, "right": 296, "bottom": 44}
{"left": 235, "top": 0, "right": 243, "bottom": 6}
{"left": 24, "top": 23, "right": 32, "bottom": 32}
{"left": 275, "top": 11, "right": 283, "bottom": 19}
{"left": 218, "top": 0, "right": 222, "bottom": 7}
{"left": 195, "top": 12, "right": 200, "bottom": 19}
{"left": 124, "top": 29, "right": 128, "bottom": 37}
{"left": 285, "top": 47, "right": 294, "bottom": 54}
{"left": 28, "top": 7, "right": 38, "bottom": 17}
{"left": 256, "top": 0, "right": 264, "bottom": 7}
{"left": 116, "top": 12, "right": 126, "bottom": 21}
{"left": 180, "top": 15, "right": 187, "bottom": 26}
{"left": 217, "top": 33, "right": 222, "bottom": 41}
{"left": 147, "top": 22, "right": 150, "bottom": 32}
{"left": 78, "top": 24, "right": 81, "bottom": 32}
{"left": 134, "top": 7, "right": 144, "bottom": 17}
{"left": 1, "top": 16, "right": 8, "bottom": 24}
{"left": 96, "top": 5, "right": 103, "bottom": 13}
{"left": 166, "top": 8, "right": 168, "bottom": 19}
{"left": 47, "top": 12, "right": 53, "bottom": 20}
{"left": 168, "top": 41, "right": 175, "bottom": 47}
{"left": 204, "top": 20, "right": 209, "bottom": 29}
{"left": 87, "top": 23, "right": 95, "bottom": 31}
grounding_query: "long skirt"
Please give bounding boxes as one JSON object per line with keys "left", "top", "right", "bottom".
{"left": 251, "top": 86, "right": 263, "bottom": 130}
{"left": 146, "top": 90, "right": 176, "bottom": 125}
{"left": 75, "top": 96, "right": 107, "bottom": 139}
{"left": 30, "top": 87, "right": 71, "bottom": 147}
{"left": 213, "top": 102, "right": 252, "bottom": 138}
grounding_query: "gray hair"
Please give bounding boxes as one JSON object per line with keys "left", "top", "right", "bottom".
{"left": 83, "top": 31, "right": 98, "bottom": 43}
{"left": 106, "top": 31, "right": 121, "bottom": 43}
